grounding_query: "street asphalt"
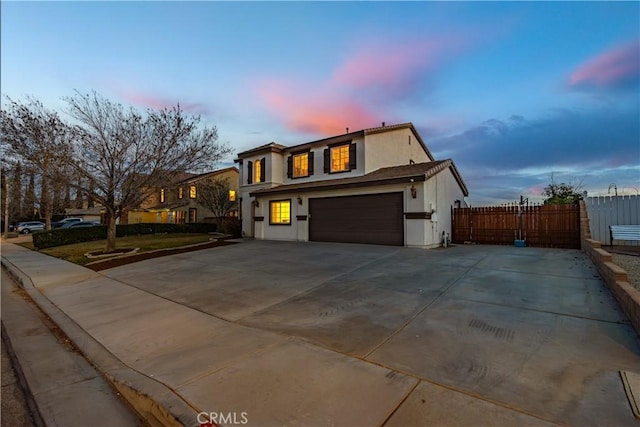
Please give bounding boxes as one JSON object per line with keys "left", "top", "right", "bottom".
{"left": 1, "top": 239, "right": 640, "bottom": 426}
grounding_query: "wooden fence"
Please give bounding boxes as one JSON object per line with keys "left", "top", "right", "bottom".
{"left": 585, "top": 195, "right": 639, "bottom": 246}
{"left": 452, "top": 204, "right": 580, "bottom": 249}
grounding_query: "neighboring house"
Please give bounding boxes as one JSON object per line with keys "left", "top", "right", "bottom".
{"left": 236, "top": 122, "right": 468, "bottom": 248}
{"left": 127, "top": 167, "right": 239, "bottom": 224}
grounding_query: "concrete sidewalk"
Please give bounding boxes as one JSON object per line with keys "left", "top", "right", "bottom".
{"left": 1, "top": 269, "right": 141, "bottom": 426}
{"left": 2, "top": 240, "right": 640, "bottom": 426}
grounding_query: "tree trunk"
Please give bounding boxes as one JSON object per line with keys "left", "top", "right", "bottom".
{"left": 4, "top": 171, "right": 9, "bottom": 238}
{"left": 106, "top": 211, "right": 117, "bottom": 252}
{"left": 40, "top": 175, "right": 52, "bottom": 230}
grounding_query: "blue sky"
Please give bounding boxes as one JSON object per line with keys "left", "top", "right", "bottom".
{"left": 2, "top": 1, "right": 639, "bottom": 204}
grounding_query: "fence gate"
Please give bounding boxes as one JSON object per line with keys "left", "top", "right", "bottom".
{"left": 452, "top": 204, "right": 580, "bottom": 249}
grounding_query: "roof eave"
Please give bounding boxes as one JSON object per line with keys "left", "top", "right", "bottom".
{"left": 250, "top": 174, "right": 427, "bottom": 197}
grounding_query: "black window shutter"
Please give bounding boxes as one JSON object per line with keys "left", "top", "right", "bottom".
{"left": 247, "top": 161, "right": 253, "bottom": 184}
{"left": 349, "top": 143, "right": 357, "bottom": 170}
{"left": 323, "top": 148, "right": 330, "bottom": 173}
{"left": 287, "top": 156, "right": 293, "bottom": 178}
{"left": 308, "top": 151, "right": 314, "bottom": 175}
{"left": 260, "top": 158, "right": 266, "bottom": 182}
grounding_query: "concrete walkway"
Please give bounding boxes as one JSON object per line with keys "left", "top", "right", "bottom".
{"left": 1, "top": 269, "right": 141, "bottom": 426}
{"left": 2, "top": 240, "right": 640, "bottom": 426}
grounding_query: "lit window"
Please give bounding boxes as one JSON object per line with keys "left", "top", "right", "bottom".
{"left": 229, "top": 190, "right": 236, "bottom": 202}
{"left": 254, "top": 160, "right": 262, "bottom": 183}
{"left": 331, "top": 145, "right": 350, "bottom": 172}
{"left": 178, "top": 187, "right": 183, "bottom": 199}
{"left": 160, "top": 189, "right": 165, "bottom": 203}
{"left": 293, "top": 153, "right": 309, "bottom": 178}
{"left": 189, "top": 185, "right": 197, "bottom": 199}
{"left": 270, "top": 200, "right": 291, "bottom": 225}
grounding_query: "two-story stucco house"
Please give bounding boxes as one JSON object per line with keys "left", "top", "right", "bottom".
{"left": 236, "top": 123, "right": 468, "bottom": 248}
{"left": 127, "top": 167, "right": 239, "bottom": 225}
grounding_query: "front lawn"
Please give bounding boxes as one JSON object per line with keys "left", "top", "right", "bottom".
{"left": 19, "top": 233, "right": 217, "bottom": 266}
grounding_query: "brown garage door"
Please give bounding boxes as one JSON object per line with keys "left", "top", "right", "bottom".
{"left": 309, "top": 193, "right": 404, "bottom": 246}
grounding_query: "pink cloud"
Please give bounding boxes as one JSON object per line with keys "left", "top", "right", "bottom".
{"left": 258, "top": 80, "right": 381, "bottom": 134}
{"left": 257, "top": 36, "right": 469, "bottom": 135}
{"left": 569, "top": 40, "right": 640, "bottom": 90}
{"left": 331, "top": 38, "right": 463, "bottom": 96}
{"left": 116, "top": 90, "right": 211, "bottom": 115}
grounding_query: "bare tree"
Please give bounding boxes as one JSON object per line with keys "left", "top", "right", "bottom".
{"left": 23, "top": 171, "right": 36, "bottom": 219}
{"left": 64, "top": 91, "right": 231, "bottom": 252}
{"left": 198, "top": 177, "right": 237, "bottom": 233}
{"left": 1, "top": 96, "right": 75, "bottom": 229}
{"left": 10, "top": 162, "right": 23, "bottom": 221}
{"left": 542, "top": 173, "right": 585, "bottom": 205}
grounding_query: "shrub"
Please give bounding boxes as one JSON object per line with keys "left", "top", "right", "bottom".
{"left": 220, "top": 219, "right": 242, "bottom": 238}
{"left": 32, "top": 222, "right": 218, "bottom": 250}
{"left": 33, "top": 226, "right": 108, "bottom": 249}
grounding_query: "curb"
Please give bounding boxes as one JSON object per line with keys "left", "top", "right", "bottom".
{"left": 1, "top": 323, "right": 46, "bottom": 427}
{"left": 582, "top": 238, "right": 640, "bottom": 335}
{"left": 1, "top": 255, "right": 200, "bottom": 427}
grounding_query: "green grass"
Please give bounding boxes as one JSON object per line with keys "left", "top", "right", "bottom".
{"left": 18, "top": 233, "right": 215, "bottom": 266}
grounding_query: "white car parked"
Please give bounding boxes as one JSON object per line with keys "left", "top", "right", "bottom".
{"left": 16, "top": 221, "right": 45, "bottom": 234}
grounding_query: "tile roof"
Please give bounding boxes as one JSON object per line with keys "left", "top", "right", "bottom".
{"left": 237, "top": 122, "right": 434, "bottom": 162}
{"left": 176, "top": 166, "right": 239, "bottom": 184}
{"left": 250, "top": 159, "right": 468, "bottom": 196}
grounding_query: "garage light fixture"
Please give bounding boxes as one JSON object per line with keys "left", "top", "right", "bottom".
{"left": 410, "top": 184, "right": 417, "bottom": 199}
{"left": 297, "top": 195, "right": 303, "bottom": 205}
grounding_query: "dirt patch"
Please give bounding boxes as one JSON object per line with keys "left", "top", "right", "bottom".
{"left": 85, "top": 240, "right": 236, "bottom": 271}
{"left": 608, "top": 245, "right": 640, "bottom": 257}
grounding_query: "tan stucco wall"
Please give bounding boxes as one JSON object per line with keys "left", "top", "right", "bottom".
{"left": 424, "top": 167, "right": 466, "bottom": 245}
{"left": 364, "top": 128, "right": 433, "bottom": 173}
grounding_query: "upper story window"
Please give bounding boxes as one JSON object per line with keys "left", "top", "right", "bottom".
{"left": 178, "top": 187, "right": 183, "bottom": 199}
{"left": 189, "top": 185, "right": 197, "bottom": 199}
{"left": 247, "top": 158, "right": 266, "bottom": 184}
{"left": 229, "top": 190, "right": 236, "bottom": 202}
{"left": 254, "top": 160, "right": 262, "bottom": 183}
{"left": 324, "top": 143, "right": 356, "bottom": 174}
{"left": 331, "top": 145, "right": 349, "bottom": 172}
{"left": 160, "top": 189, "right": 165, "bottom": 203}
{"left": 270, "top": 200, "right": 291, "bottom": 225}
{"left": 287, "top": 151, "right": 314, "bottom": 179}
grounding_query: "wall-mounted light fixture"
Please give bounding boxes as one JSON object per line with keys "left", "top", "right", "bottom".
{"left": 410, "top": 185, "right": 417, "bottom": 199}
{"left": 297, "top": 195, "right": 303, "bottom": 205}
{"left": 254, "top": 199, "right": 260, "bottom": 208}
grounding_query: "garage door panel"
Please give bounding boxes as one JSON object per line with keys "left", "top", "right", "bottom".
{"left": 309, "top": 193, "right": 403, "bottom": 246}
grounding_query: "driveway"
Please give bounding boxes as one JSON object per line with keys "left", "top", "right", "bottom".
{"left": 100, "top": 240, "right": 640, "bottom": 426}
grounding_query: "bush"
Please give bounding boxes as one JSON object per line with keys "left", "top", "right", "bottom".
{"left": 116, "top": 222, "right": 217, "bottom": 236}
{"left": 33, "top": 222, "right": 218, "bottom": 250}
{"left": 33, "top": 226, "right": 108, "bottom": 249}
{"left": 220, "top": 219, "right": 242, "bottom": 238}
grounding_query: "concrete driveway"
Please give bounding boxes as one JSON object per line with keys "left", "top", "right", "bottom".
{"left": 98, "top": 240, "right": 640, "bottom": 426}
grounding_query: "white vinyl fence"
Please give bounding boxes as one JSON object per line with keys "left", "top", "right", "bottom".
{"left": 585, "top": 195, "right": 640, "bottom": 246}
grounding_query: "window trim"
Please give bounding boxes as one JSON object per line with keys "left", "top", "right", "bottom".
{"left": 329, "top": 143, "right": 350, "bottom": 174}
{"left": 269, "top": 199, "right": 292, "bottom": 226}
{"left": 249, "top": 157, "right": 266, "bottom": 184}
{"left": 323, "top": 142, "right": 356, "bottom": 174}
{"left": 287, "top": 150, "right": 314, "bottom": 179}
{"left": 254, "top": 159, "right": 262, "bottom": 183}
{"left": 189, "top": 185, "right": 197, "bottom": 199}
